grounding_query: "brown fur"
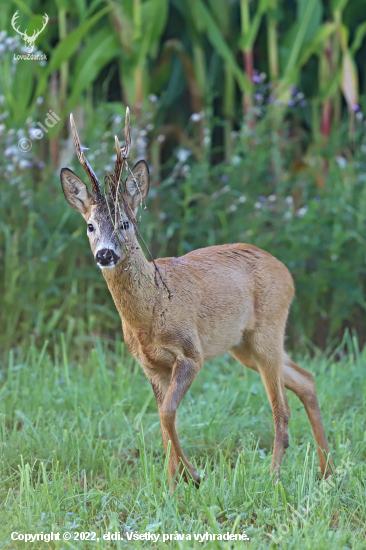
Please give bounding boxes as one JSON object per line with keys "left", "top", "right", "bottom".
{"left": 102, "top": 239, "right": 334, "bottom": 484}
{"left": 61, "top": 149, "right": 334, "bottom": 488}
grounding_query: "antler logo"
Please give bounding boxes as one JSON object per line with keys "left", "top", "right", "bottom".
{"left": 11, "top": 10, "right": 49, "bottom": 54}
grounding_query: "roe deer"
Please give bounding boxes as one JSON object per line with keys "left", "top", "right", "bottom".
{"left": 60, "top": 108, "right": 334, "bottom": 486}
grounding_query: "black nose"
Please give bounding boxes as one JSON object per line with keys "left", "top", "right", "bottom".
{"left": 96, "top": 248, "right": 114, "bottom": 266}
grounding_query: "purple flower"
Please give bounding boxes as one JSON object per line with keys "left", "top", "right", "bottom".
{"left": 254, "top": 93, "right": 263, "bottom": 101}
{"left": 221, "top": 174, "right": 229, "bottom": 182}
{"left": 38, "top": 161, "right": 45, "bottom": 169}
{"left": 288, "top": 99, "right": 296, "bottom": 107}
{"left": 352, "top": 104, "right": 360, "bottom": 112}
{"left": 268, "top": 94, "right": 275, "bottom": 103}
{"left": 259, "top": 195, "right": 266, "bottom": 203}
{"left": 252, "top": 74, "right": 261, "bottom": 84}
{"left": 290, "top": 86, "right": 297, "bottom": 96}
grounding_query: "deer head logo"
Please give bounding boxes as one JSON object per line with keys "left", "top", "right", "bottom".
{"left": 11, "top": 10, "right": 49, "bottom": 54}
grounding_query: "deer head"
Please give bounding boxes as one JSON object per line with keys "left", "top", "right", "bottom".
{"left": 11, "top": 11, "right": 49, "bottom": 53}
{"left": 60, "top": 108, "right": 150, "bottom": 270}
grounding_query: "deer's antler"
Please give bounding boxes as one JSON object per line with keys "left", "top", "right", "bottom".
{"left": 31, "top": 13, "right": 49, "bottom": 40}
{"left": 11, "top": 11, "right": 26, "bottom": 38}
{"left": 70, "top": 113, "right": 102, "bottom": 200}
{"left": 109, "top": 106, "right": 131, "bottom": 199}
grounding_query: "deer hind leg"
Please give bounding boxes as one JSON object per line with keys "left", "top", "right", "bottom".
{"left": 282, "top": 354, "right": 334, "bottom": 478}
{"left": 231, "top": 342, "right": 334, "bottom": 479}
{"left": 151, "top": 358, "right": 201, "bottom": 488}
{"left": 232, "top": 335, "right": 291, "bottom": 480}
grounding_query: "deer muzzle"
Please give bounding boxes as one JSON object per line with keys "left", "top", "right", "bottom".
{"left": 95, "top": 248, "right": 120, "bottom": 268}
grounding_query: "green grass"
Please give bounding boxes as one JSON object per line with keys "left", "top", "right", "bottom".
{"left": 0, "top": 335, "right": 365, "bottom": 549}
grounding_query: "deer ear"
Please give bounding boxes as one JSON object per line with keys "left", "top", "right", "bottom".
{"left": 60, "top": 168, "right": 93, "bottom": 217}
{"left": 125, "top": 160, "right": 150, "bottom": 215}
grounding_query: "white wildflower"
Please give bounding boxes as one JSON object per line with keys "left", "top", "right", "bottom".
{"left": 336, "top": 156, "right": 347, "bottom": 169}
{"left": 177, "top": 149, "right": 191, "bottom": 163}
{"left": 296, "top": 206, "right": 308, "bottom": 217}
{"left": 5, "top": 145, "right": 18, "bottom": 157}
{"left": 29, "top": 127, "right": 42, "bottom": 140}
{"left": 285, "top": 196, "right": 294, "bottom": 206}
{"left": 182, "top": 164, "right": 190, "bottom": 177}
{"left": 191, "top": 113, "right": 201, "bottom": 122}
{"left": 19, "top": 159, "right": 32, "bottom": 169}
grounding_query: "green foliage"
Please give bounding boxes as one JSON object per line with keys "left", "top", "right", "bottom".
{"left": 0, "top": 1, "right": 366, "bottom": 350}
{"left": 0, "top": 103, "right": 366, "bottom": 351}
{"left": 0, "top": 335, "right": 365, "bottom": 548}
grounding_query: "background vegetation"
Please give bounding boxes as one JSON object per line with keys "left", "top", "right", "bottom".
{"left": 1, "top": 1, "right": 366, "bottom": 548}
{"left": 0, "top": 0, "right": 366, "bottom": 352}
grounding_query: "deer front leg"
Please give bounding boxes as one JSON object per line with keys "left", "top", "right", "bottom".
{"left": 157, "top": 358, "right": 201, "bottom": 488}
{"left": 150, "top": 379, "right": 179, "bottom": 481}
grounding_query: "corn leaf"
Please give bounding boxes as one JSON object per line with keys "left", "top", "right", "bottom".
{"left": 66, "top": 28, "right": 120, "bottom": 112}
{"left": 10, "top": 0, "right": 32, "bottom": 16}
{"left": 191, "top": 0, "right": 250, "bottom": 93}
{"left": 341, "top": 49, "right": 359, "bottom": 111}
{"left": 299, "top": 23, "right": 337, "bottom": 66}
{"left": 350, "top": 21, "right": 366, "bottom": 55}
{"left": 331, "top": 0, "right": 350, "bottom": 12}
{"left": 48, "top": 5, "right": 112, "bottom": 74}
{"left": 282, "top": 0, "right": 321, "bottom": 82}
{"left": 238, "top": 0, "right": 268, "bottom": 51}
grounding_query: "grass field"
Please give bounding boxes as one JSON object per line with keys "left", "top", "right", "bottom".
{"left": 1, "top": 334, "right": 365, "bottom": 549}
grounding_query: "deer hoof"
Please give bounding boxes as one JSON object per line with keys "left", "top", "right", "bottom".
{"left": 183, "top": 464, "right": 201, "bottom": 487}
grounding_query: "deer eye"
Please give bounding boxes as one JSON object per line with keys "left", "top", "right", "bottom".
{"left": 121, "top": 221, "right": 129, "bottom": 230}
{"left": 88, "top": 224, "right": 94, "bottom": 232}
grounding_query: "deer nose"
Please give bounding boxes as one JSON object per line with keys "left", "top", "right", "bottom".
{"left": 96, "top": 248, "right": 114, "bottom": 266}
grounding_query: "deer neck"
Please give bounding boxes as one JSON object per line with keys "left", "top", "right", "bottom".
{"left": 102, "top": 238, "right": 157, "bottom": 330}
